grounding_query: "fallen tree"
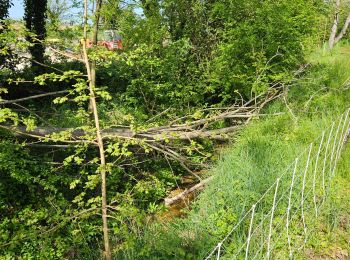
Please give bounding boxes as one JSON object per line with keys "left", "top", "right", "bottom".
{"left": 0, "top": 88, "right": 281, "bottom": 144}
{"left": 0, "top": 86, "right": 282, "bottom": 187}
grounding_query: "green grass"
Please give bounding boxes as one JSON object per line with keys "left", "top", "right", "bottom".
{"left": 305, "top": 141, "right": 350, "bottom": 259}
{"left": 115, "top": 45, "right": 350, "bottom": 259}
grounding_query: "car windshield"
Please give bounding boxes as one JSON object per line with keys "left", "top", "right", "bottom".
{"left": 114, "top": 34, "right": 122, "bottom": 41}
{"left": 104, "top": 30, "right": 122, "bottom": 41}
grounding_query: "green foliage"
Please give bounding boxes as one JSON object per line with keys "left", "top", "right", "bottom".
{"left": 0, "top": 1, "right": 344, "bottom": 258}
{"left": 118, "top": 45, "right": 350, "bottom": 258}
{"left": 0, "top": 141, "right": 69, "bottom": 258}
{"left": 0, "top": 0, "right": 12, "bottom": 68}
{"left": 92, "top": 0, "right": 325, "bottom": 116}
{"left": 118, "top": 39, "right": 207, "bottom": 113}
{"left": 208, "top": 0, "right": 323, "bottom": 100}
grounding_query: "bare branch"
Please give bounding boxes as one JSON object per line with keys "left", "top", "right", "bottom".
{"left": 0, "top": 90, "right": 69, "bottom": 105}
{"left": 164, "top": 176, "right": 214, "bottom": 206}
{"left": 47, "top": 46, "right": 84, "bottom": 62}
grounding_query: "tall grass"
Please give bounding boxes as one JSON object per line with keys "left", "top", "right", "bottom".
{"left": 116, "top": 45, "right": 350, "bottom": 259}
{"left": 304, "top": 140, "right": 350, "bottom": 258}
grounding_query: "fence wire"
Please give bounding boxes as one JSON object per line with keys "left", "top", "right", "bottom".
{"left": 205, "top": 108, "right": 350, "bottom": 260}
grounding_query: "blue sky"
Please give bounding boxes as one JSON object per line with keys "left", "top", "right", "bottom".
{"left": 9, "top": 0, "right": 142, "bottom": 20}
{"left": 9, "top": 0, "right": 82, "bottom": 21}
{"left": 9, "top": 0, "right": 24, "bottom": 19}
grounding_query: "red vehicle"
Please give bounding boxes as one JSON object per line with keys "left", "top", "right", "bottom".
{"left": 87, "top": 30, "right": 123, "bottom": 50}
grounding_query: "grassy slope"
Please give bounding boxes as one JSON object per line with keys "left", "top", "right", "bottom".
{"left": 118, "top": 44, "right": 350, "bottom": 259}
{"left": 306, "top": 141, "right": 350, "bottom": 259}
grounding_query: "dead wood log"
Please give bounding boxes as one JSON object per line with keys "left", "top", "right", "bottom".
{"left": 164, "top": 176, "right": 214, "bottom": 206}
{"left": 0, "top": 88, "right": 280, "bottom": 143}
{"left": 0, "top": 124, "right": 241, "bottom": 141}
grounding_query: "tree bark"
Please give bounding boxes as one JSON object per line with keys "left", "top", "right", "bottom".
{"left": 335, "top": 11, "right": 350, "bottom": 44}
{"left": 0, "top": 124, "right": 241, "bottom": 143}
{"left": 24, "top": 0, "right": 47, "bottom": 67}
{"left": 82, "top": 0, "right": 112, "bottom": 259}
{"left": 329, "top": 0, "right": 340, "bottom": 49}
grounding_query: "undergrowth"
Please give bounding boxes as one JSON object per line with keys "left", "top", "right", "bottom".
{"left": 116, "top": 44, "right": 350, "bottom": 259}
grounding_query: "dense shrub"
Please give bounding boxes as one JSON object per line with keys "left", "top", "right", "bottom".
{"left": 98, "top": 0, "right": 325, "bottom": 115}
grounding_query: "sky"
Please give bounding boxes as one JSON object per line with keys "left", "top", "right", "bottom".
{"left": 9, "top": 0, "right": 24, "bottom": 19}
{"left": 8, "top": 0, "right": 142, "bottom": 20}
{"left": 9, "top": 0, "right": 83, "bottom": 22}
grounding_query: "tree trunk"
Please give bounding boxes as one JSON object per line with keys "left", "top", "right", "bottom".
{"left": 335, "top": 12, "right": 350, "bottom": 44}
{"left": 82, "top": 0, "right": 112, "bottom": 259}
{"left": 24, "top": 0, "right": 47, "bottom": 66}
{"left": 329, "top": 0, "right": 340, "bottom": 50}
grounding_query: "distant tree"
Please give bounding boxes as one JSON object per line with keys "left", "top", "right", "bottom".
{"left": 140, "top": 0, "right": 160, "bottom": 19}
{"left": 47, "top": 0, "right": 70, "bottom": 31}
{"left": 0, "top": 0, "right": 12, "bottom": 21}
{"left": 24, "top": 0, "right": 48, "bottom": 66}
{"left": 0, "top": 0, "right": 13, "bottom": 69}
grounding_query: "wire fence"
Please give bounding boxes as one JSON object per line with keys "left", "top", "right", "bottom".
{"left": 205, "top": 108, "right": 350, "bottom": 260}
